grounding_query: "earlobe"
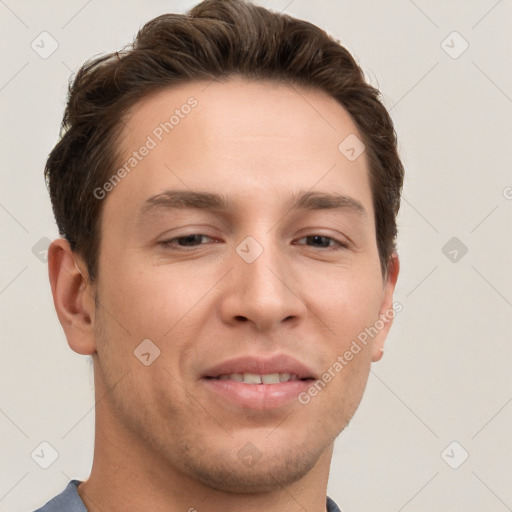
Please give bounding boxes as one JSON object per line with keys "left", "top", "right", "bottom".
{"left": 48, "top": 238, "right": 97, "bottom": 355}
{"left": 371, "top": 252, "right": 400, "bottom": 362}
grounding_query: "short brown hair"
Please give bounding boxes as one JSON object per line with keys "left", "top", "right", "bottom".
{"left": 45, "top": 0, "right": 404, "bottom": 281}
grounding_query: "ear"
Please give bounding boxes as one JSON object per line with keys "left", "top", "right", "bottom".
{"left": 371, "top": 252, "right": 400, "bottom": 362}
{"left": 48, "top": 238, "right": 97, "bottom": 355}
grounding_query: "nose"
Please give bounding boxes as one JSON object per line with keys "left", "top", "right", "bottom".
{"left": 219, "top": 237, "right": 306, "bottom": 332}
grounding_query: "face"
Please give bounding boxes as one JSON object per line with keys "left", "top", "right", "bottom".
{"left": 88, "top": 78, "right": 397, "bottom": 492}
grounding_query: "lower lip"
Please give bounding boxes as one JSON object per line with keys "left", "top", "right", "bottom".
{"left": 201, "top": 378, "right": 314, "bottom": 410}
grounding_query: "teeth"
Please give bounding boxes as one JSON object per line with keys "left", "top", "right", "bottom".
{"left": 244, "top": 373, "right": 262, "bottom": 384}
{"left": 216, "top": 372, "right": 300, "bottom": 384}
{"left": 261, "top": 373, "right": 280, "bottom": 384}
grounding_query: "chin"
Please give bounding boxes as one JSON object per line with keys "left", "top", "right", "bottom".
{"left": 181, "top": 446, "right": 321, "bottom": 494}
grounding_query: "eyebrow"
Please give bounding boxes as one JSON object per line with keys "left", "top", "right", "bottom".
{"left": 141, "top": 190, "right": 231, "bottom": 215}
{"left": 290, "top": 190, "right": 367, "bottom": 216}
{"left": 140, "top": 190, "right": 367, "bottom": 217}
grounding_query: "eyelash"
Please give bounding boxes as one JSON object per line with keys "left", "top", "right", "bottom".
{"left": 159, "top": 235, "right": 218, "bottom": 250}
{"left": 295, "top": 235, "right": 348, "bottom": 250}
{"left": 158, "top": 234, "right": 348, "bottom": 251}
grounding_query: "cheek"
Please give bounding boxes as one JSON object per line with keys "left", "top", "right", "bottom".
{"left": 305, "top": 263, "right": 384, "bottom": 336}
{"left": 300, "top": 261, "right": 383, "bottom": 406}
{"left": 98, "top": 261, "right": 198, "bottom": 338}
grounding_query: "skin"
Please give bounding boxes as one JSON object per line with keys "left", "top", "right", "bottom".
{"left": 49, "top": 77, "right": 399, "bottom": 512}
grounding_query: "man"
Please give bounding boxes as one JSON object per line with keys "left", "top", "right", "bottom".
{"left": 36, "top": 0, "right": 403, "bottom": 510}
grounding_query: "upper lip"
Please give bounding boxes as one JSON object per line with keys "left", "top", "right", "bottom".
{"left": 202, "top": 354, "right": 317, "bottom": 380}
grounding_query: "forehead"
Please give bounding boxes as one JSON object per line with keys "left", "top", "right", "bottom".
{"left": 108, "top": 77, "right": 372, "bottom": 217}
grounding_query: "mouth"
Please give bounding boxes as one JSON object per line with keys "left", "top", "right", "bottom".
{"left": 205, "top": 373, "right": 315, "bottom": 384}
{"left": 202, "top": 353, "right": 317, "bottom": 381}
{"left": 201, "top": 354, "right": 317, "bottom": 410}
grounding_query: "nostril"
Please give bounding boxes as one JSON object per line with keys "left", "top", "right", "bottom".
{"left": 234, "top": 316, "right": 248, "bottom": 322}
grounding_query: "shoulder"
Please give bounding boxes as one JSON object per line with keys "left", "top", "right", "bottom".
{"left": 327, "top": 495, "right": 343, "bottom": 512}
{"left": 32, "top": 480, "right": 87, "bottom": 512}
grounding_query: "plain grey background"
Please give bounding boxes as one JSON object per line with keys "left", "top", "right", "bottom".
{"left": 1, "top": 0, "right": 511, "bottom": 510}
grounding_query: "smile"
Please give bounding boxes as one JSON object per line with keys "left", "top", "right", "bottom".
{"left": 210, "top": 373, "right": 312, "bottom": 384}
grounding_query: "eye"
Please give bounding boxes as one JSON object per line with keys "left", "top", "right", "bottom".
{"left": 159, "top": 234, "right": 215, "bottom": 249}
{"left": 294, "top": 235, "right": 347, "bottom": 250}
